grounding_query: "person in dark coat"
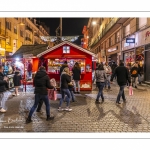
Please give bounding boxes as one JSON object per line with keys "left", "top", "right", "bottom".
{"left": 26, "top": 66, "right": 55, "bottom": 123}
{"left": 72, "top": 62, "right": 81, "bottom": 94}
{"left": 0, "top": 65, "right": 8, "bottom": 112}
{"left": 110, "top": 60, "right": 131, "bottom": 104}
{"left": 59, "top": 61, "right": 68, "bottom": 75}
{"left": 111, "top": 61, "right": 117, "bottom": 79}
{"left": 13, "top": 70, "right": 22, "bottom": 96}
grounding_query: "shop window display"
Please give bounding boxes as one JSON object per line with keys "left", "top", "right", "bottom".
{"left": 48, "top": 58, "right": 86, "bottom": 74}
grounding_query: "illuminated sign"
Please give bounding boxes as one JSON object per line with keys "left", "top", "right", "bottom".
{"left": 108, "top": 46, "right": 118, "bottom": 52}
{"left": 126, "top": 38, "right": 135, "bottom": 43}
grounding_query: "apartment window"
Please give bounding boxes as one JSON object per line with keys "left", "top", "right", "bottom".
{"left": 63, "top": 46, "right": 70, "bottom": 53}
{"left": 6, "top": 37, "right": 11, "bottom": 45}
{"left": 109, "top": 36, "right": 113, "bottom": 46}
{"left": 14, "top": 26, "right": 17, "bottom": 34}
{"left": 6, "top": 21, "right": 11, "bottom": 31}
{"left": 20, "top": 30, "right": 23, "bottom": 37}
{"left": 139, "top": 18, "right": 147, "bottom": 29}
{"left": 115, "top": 31, "right": 120, "bottom": 43}
{"left": 125, "top": 24, "right": 130, "bottom": 36}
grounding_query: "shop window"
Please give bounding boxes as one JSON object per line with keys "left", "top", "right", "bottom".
{"left": 139, "top": 18, "right": 147, "bottom": 29}
{"left": 63, "top": 46, "right": 70, "bottom": 53}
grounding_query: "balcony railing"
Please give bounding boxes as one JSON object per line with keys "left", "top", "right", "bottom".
{"left": 25, "top": 37, "right": 32, "bottom": 42}
{"left": 0, "top": 29, "right": 6, "bottom": 38}
{"left": 25, "top": 26, "right": 33, "bottom": 32}
{"left": 90, "top": 18, "right": 119, "bottom": 48}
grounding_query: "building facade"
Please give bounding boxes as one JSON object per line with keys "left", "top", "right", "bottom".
{"left": 85, "top": 17, "right": 150, "bottom": 82}
{"left": 0, "top": 18, "right": 50, "bottom": 57}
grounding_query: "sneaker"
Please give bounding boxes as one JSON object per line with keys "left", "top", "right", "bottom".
{"left": 116, "top": 102, "right": 121, "bottom": 104}
{"left": 0, "top": 108, "right": 6, "bottom": 113}
{"left": 58, "top": 107, "right": 64, "bottom": 111}
{"left": 17, "top": 94, "right": 20, "bottom": 96}
{"left": 12, "top": 93, "right": 16, "bottom": 96}
{"left": 108, "top": 86, "right": 111, "bottom": 89}
{"left": 65, "top": 107, "right": 72, "bottom": 111}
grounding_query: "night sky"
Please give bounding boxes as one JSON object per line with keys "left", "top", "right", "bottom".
{"left": 36, "top": 18, "right": 89, "bottom": 45}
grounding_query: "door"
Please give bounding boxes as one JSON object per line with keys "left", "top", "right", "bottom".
{"left": 145, "top": 51, "right": 150, "bottom": 81}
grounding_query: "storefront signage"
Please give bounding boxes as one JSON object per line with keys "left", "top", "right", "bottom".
{"left": 126, "top": 38, "right": 135, "bottom": 43}
{"left": 108, "top": 46, "right": 118, "bottom": 53}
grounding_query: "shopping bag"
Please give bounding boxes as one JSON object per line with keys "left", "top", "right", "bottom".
{"left": 129, "top": 86, "right": 133, "bottom": 96}
{"left": 48, "top": 89, "right": 57, "bottom": 100}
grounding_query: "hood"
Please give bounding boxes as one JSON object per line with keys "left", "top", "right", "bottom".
{"left": 35, "top": 70, "right": 47, "bottom": 79}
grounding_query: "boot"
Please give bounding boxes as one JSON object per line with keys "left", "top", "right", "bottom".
{"left": 102, "top": 98, "right": 104, "bottom": 103}
{"left": 46, "top": 115, "right": 54, "bottom": 121}
{"left": 26, "top": 116, "right": 32, "bottom": 124}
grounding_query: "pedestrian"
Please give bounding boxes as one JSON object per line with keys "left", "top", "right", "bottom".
{"left": 13, "top": 70, "right": 22, "bottom": 96}
{"left": 111, "top": 61, "right": 117, "bottom": 79}
{"left": 0, "top": 65, "right": 9, "bottom": 113}
{"left": 126, "top": 64, "right": 131, "bottom": 87}
{"left": 130, "top": 63, "right": 140, "bottom": 88}
{"left": 26, "top": 66, "right": 55, "bottom": 123}
{"left": 58, "top": 67, "right": 72, "bottom": 111}
{"left": 136, "top": 61, "right": 142, "bottom": 84}
{"left": 104, "top": 62, "right": 112, "bottom": 89}
{"left": 72, "top": 62, "right": 81, "bottom": 94}
{"left": 94, "top": 64, "right": 107, "bottom": 103}
{"left": 110, "top": 60, "right": 131, "bottom": 104}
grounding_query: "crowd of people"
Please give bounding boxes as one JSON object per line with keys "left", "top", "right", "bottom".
{"left": 0, "top": 59, "right": 143, "bottom": 123}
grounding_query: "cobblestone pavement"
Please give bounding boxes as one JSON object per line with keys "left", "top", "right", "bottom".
{"left": 0, "top": 81, "right": 150, "bottom": 132}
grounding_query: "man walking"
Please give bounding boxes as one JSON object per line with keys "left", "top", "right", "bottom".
{"left": 26, "top": 66, "right": 55, "bottom": 123}
{"left": 110, "top": 60, "right": 131, "bottom": 104}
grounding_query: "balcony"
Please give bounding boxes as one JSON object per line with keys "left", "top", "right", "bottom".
{"left": 25, "top": 37, "right": 32, "bottom": 42}
{"left": 0, "top": 29, "right": 6, "bottom": 39}
{"left": 25, "top": 26, "right": 33, "bottom": 32}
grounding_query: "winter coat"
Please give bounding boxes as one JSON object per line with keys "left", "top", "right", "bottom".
{"left": 95, "top": 70, "right": 107, "bottom": 83}
{"left": 111, "top": 63, "right": 117, "bottom": 74}
{"left": 72, "top": 67, "right": 81, "bottom": 80}
{"left": 59, "top": 64, "right": 68, "bottom": 75}
{"left": 33, "top": 70, "right": 54, "bottom": 95}
{"left": 110, "top": 65, "right": 131, "bottom": 86}
{"left": 0, "top": 72, "right": 8, "bottom": 92}
{"left": 13, "top": 72, "right": 22, "bottom": 86}
{"left": 130, "top": 67, "right": 140, "bottom": 77}
{"left": 61, "top": 72, "right": 71, "bottom": 89}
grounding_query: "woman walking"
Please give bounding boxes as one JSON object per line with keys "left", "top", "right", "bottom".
{"left": 58, "top": 67, "right": 72, "bottom": 111}
{"left": 95, "top": 64, "right": 107, "bottom": 103}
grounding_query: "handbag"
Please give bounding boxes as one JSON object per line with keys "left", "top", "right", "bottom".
{"left": 48, "top": 89, "right": 57, "bottom": 100}
{"left": 129, "top": 86, "right": 133, "bottom": 96}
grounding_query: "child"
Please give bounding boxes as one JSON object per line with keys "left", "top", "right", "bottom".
{"left": 13, "top": 70, "right": 22, "bottom": 96}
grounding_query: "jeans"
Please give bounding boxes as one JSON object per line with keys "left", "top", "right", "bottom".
{"left": 96, "top": 82, "right": 105, "bottom": 101}
{"left": 28, "top": 71, "right": 32, "bottom": 78}
{"left": 59, "top": 89, "right": 71, "bottom": 107}
{"left": 36, "top": 98, "right": 44, "bottom": 111}
{"left": 131, "top": 77, "right": 138, "bottom": 87}
{"left": 116, "top": 85, "right": 126, "bottom": 102}
{"left": 28, "top": 94, "right": 50, "bottom": 117}
{"left": 70, "top": 90, "right": 75, "bottom": 101}
{"left": 105, "top": 75, "right": 110, "bottom": 87}
{"left": 74, "top": 80, "right": 80, "bottom": 92}
{"left": 138, "top": 74, "right": 141, "bottom": 83}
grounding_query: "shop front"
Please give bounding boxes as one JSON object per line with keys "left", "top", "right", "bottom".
{"left": 106, "top": 44, "right": 120, "bottom": 65}
{"left": 37, "top": 41, "right": 96, "bottom": 91}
